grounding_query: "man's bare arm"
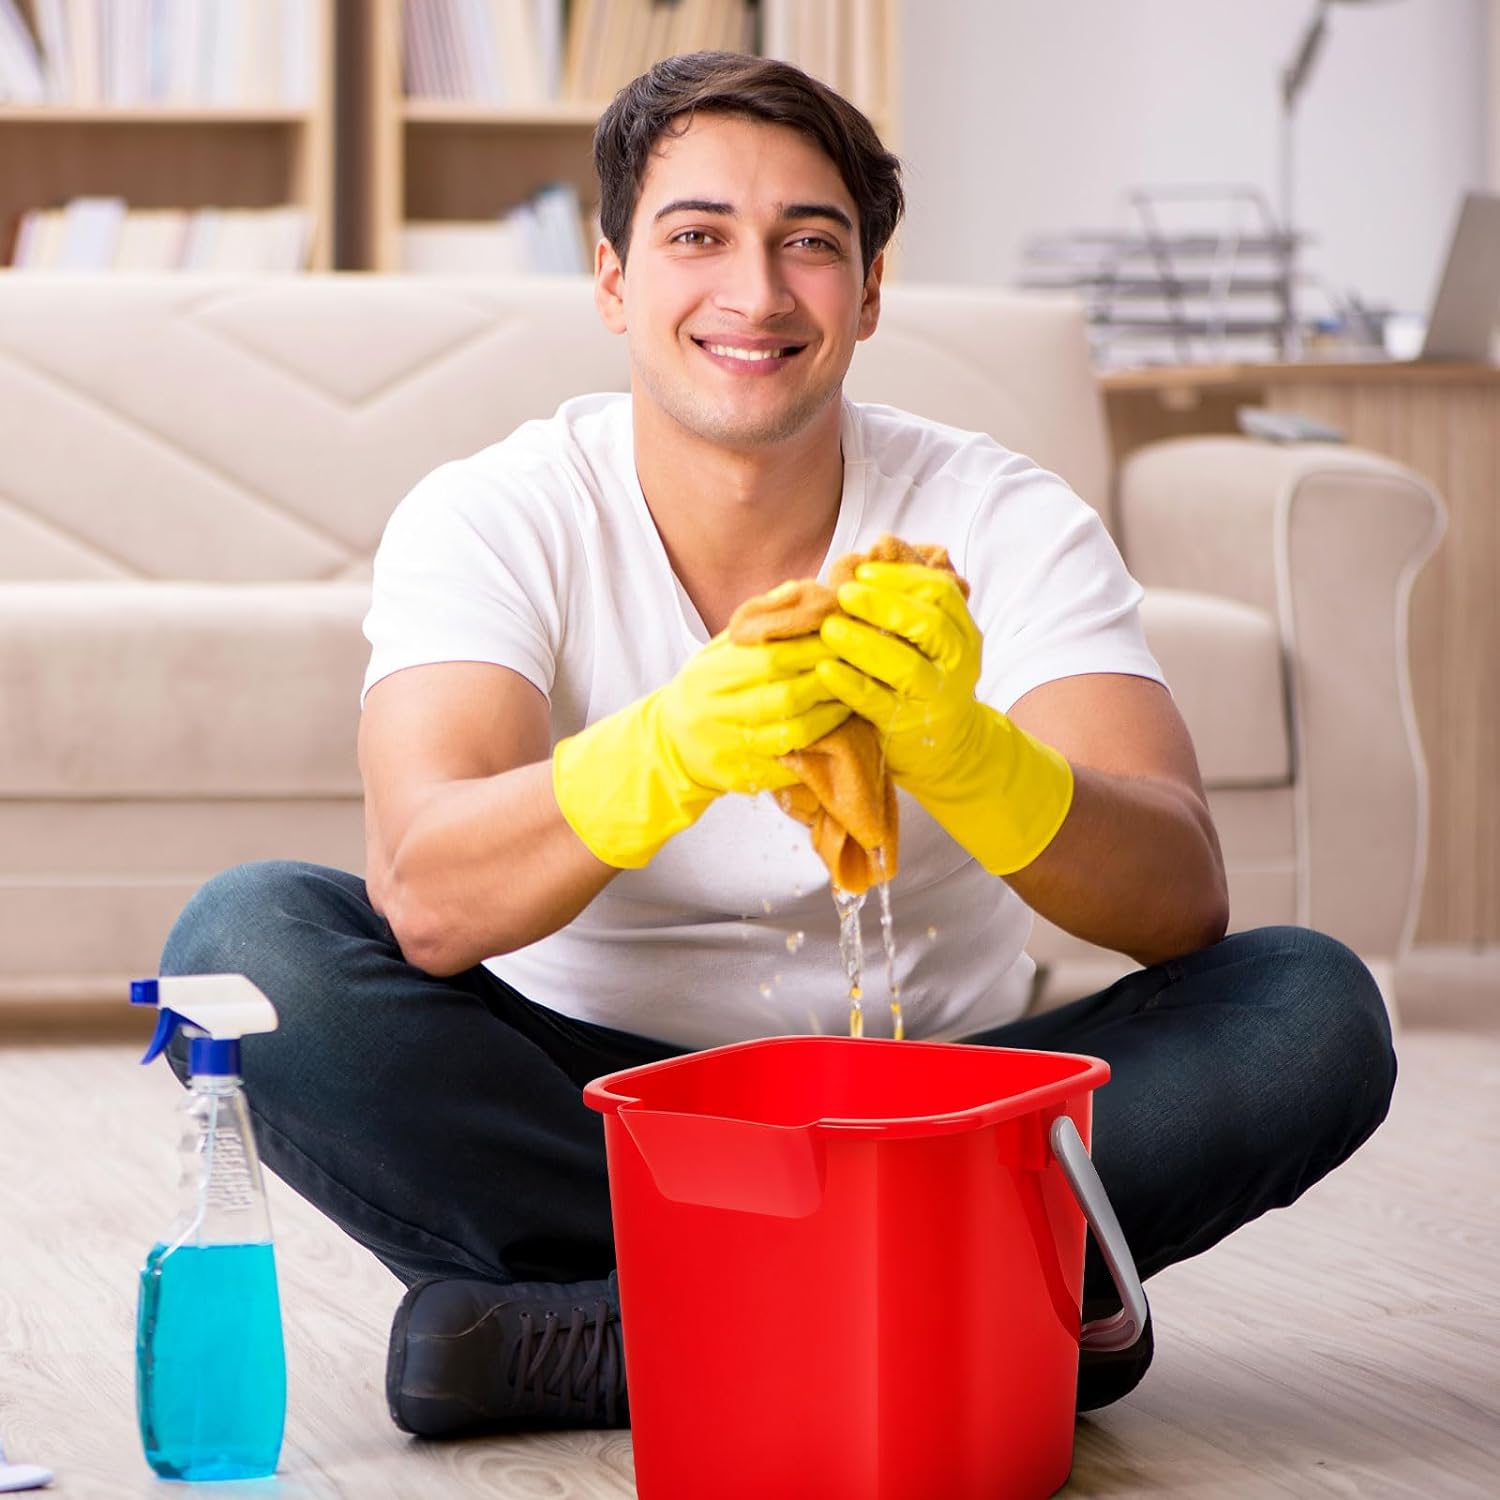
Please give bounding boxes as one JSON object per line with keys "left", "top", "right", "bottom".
{"left": 360, "top": 662, "right": 615, "bottom": 975}
{"left": 1006, "top": 674, "right": 1229, "bottom": 967}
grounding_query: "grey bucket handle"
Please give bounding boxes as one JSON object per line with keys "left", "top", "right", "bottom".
{"left": 1049, "top": 1115, "right": 1149, "bottom": 1352}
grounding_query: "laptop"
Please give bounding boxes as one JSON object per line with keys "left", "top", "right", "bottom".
{"left": 1416, "top": 190, "right": 1500, "bottom": 360}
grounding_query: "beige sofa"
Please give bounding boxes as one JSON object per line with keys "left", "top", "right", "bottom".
{"left": 0, "top": 274, "right": 1444, "bottom": 1011}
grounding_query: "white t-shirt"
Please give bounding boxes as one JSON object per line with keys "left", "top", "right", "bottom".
{"left": 363, "top": 393, "right": 1163, "bottom": 1048}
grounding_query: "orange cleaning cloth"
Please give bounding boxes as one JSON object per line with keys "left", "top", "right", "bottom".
{"left": 728, "top": 534, "right": 970, "bottom": 895}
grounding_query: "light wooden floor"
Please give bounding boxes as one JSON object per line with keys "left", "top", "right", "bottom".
{"left": 1, "top": 1026, "right": 1496, "bottom": 1500}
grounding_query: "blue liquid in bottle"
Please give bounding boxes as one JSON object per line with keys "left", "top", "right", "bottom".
{"left": 136, "top": 1241, "right": 287, "bottom": 1480}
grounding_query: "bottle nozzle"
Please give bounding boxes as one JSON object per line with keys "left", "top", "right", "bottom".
{"left": 131, "top": 975, "right": 278, "bottom": 1074}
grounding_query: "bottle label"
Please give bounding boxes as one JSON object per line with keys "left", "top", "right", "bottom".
{"left": 203, "top": 1124, "right": 256, "bottom": 1213}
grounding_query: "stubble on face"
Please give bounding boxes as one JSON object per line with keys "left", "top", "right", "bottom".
{"left": 634, "top": 352, "right": 843, "bottom": 451}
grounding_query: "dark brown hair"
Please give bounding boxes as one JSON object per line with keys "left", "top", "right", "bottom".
{"left": 592, "top": 51, "right": 903, "bottom": 279}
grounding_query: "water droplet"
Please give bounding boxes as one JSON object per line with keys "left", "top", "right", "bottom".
{"left": 758, "top": 982, "right": 772, "bottom": 998}
{"left": 927, "top": 925, "right": 939, "bottom": 940}
{"left": 785, "top": 931, "right": 805, "bottom": 952}
{"left": 773, "top": 973, "right": 783, "bottom": 985}
{"left": 760, "top": 897, "right": 773, "bottom": 914}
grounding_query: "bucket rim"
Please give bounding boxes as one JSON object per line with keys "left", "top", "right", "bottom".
{"left": 582, "top": 1035, "right": 1110, "bottom": 1137}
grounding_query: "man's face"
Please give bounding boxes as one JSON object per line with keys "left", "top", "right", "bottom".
{"left": 596, "top": 113, "right": 882, "bottom": 452}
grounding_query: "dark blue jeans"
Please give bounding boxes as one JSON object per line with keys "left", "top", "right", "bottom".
{"left": 160, "top": 860, "right": 1396, "bottom": 1302}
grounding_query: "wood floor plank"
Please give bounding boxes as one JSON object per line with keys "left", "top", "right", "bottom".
{"left": 0, "top": 1029, "right": 1495, "bottom": 1498}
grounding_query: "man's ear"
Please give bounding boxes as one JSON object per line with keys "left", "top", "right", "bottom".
{"left": 595, "top": 238, "right": 627, "bottom": 334}
{"left": 856, "top": 250, "right": 884, "bottom": 341}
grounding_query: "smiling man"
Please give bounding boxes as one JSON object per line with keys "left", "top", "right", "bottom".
{"left": 161, "top": 52, "right": 1396, "bottom": 1438}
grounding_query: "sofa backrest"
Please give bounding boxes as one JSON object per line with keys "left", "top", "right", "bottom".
{"left": 0, "top": 274, "right": 1111, "bottom": 582}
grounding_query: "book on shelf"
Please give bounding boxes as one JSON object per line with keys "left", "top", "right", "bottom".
{"left": 57, "top": 193, "right": 126, "bottom": 267}
{"left": 12, "top": 0, "right": 316, "bottom": 108}
{"left": 4, "top": 194, "right": 121, "bottom": 266}
{"left": 0, "top": 0, "right": 46, "bottom": 102}
{"left": 400, "top": 180, "right": 590, "bottom": 274}
{"left": 114, "top": 208, "right": 191, "bottom": 268}
{"left": 401, "top": 0, "right": 753, "bottom": 107}
{"left": 760, "top": 0, "right": 887, "bottom": 116}
{"left": 402, "top": 220, "right": 528, "bottom": 274}
{"left": 7, "top": 197, "right": 312, "bottom": 270}
{"left": 565, "top": 0, "right": 752, "bottom": 104}
{"left": 404, "top": 0, "right": 552, "bottom": 104}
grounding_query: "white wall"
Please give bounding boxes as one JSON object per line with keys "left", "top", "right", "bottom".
{"left": 895, "top": 0, "right": 1488, "bottom": 321}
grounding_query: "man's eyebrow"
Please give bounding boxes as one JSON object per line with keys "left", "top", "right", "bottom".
{"left": 653, "top": 198, "right": 734, "bottom": 222}
{"left": 652, "top": 198, "right": 854, "bottom": 233}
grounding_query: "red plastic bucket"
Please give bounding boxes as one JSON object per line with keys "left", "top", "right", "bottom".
{"left": 584, "top": 1036, "right": 1146, "bottom": 1500}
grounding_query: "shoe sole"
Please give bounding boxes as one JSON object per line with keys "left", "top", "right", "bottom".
{"left": 385, "top": 1279, "right": 423, "bottom": 1436}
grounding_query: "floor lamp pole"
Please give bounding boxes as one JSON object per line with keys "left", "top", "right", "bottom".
{"left": 1279, "top": 0, "right": 1330, "bottom": 360}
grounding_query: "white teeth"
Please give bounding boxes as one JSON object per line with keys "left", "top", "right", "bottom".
{"left": 704, "top": 343, "right": 787, "bottom": 361}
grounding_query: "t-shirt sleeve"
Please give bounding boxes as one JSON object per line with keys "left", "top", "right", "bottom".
{"left": 966, "top": 460, "right": 1165, "bottom": 713}
{"left": 361, "top": 459, "right": 563, "bottom": 704}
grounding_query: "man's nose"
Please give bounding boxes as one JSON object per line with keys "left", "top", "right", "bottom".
{"left": 713, "top": 245, "right": 796, "bottom": 323}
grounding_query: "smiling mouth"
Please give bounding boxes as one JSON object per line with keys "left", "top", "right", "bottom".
{"left": 693, "top": 339, "right": 808, "bottom": 363}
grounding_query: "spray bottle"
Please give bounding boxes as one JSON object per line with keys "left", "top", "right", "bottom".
{"left": 130, "top": 973, "right": 286, "bottom": 1481}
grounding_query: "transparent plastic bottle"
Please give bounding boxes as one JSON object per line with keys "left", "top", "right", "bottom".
{"left": 132, "top": 976, "right": 287, "bottom": 1481}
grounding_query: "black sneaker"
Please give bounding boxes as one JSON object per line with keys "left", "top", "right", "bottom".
{"left": 386, "top": 1273, "right": 629, "bottom": 1436}
{"left": 1075, "top": 1302, "right": 1154, "bottom": 1413}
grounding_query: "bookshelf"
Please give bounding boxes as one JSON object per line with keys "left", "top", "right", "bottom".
{"left": 350, "top": 0, "right": 900, "bottom": 274}
{"left": 0, "top": 0, "right": 899, "bottom": 272}
{"left": 0, "top": 0, "right": 336, "bottom": 269}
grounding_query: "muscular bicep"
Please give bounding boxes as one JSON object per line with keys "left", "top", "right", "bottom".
{"left": 1006, "top": 673, "right": 1209, "bottom": 803}
{"left": 358, "top": 661, "right": 551, "bottom": 897}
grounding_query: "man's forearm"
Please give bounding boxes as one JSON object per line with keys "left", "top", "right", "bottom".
{"left": 1004, "top": 764, "right": 1230, "bottom": 967}
{"left": 370, "top": 760, "right": 617, "bottom": 975}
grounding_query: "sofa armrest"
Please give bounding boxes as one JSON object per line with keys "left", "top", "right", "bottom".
{"left": 1116, "top": 436, "right": 1446, "bottom": 959}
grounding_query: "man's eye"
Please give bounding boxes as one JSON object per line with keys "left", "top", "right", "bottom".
{"left": 671, "top": 230, "right": 715, "bottom": 246}
{"left": 789, "top": 235, "right": 837, "bottom": 252}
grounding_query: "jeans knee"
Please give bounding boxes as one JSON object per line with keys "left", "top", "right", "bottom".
{"left": 1265, "top": 926, "right": 1397, "bottom": 1143}
{"left": 159, "top": 860, "right": 376, "bottom": 1095}
{"left": 160, "top": 859, "right": 377, "bottom": 1023}
{"left": 161, "top": 860, "right": 319, "bottom": 976}
{"left": 159, "top": 861, "right": 334, "bottom": 1088}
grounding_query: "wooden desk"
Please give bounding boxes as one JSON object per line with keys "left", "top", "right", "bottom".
{"left": 1100, "top": 360, "right": 1500, "bottom": 948}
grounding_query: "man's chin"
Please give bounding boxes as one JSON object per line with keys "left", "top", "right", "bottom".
{"left": 679, "top": 391, "right": 836, "bottom": 451}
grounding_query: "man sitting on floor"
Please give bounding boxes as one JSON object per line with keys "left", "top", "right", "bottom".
{"left": 161, "top": 50, "right": 1396, "bottom": 1432}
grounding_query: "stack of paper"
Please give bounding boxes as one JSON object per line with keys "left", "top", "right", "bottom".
{"left": 9, "top": 198, "right": 313, "bottom": 271}
{"left": 401, "top": 181, "right": 589, "bottom": 274}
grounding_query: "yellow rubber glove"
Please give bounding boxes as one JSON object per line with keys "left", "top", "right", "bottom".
{"left": 553, "top": 633, "right": 851, "bottom": 868}
{"left": 816, "top": 561, "right": 1074, "bottom": 876}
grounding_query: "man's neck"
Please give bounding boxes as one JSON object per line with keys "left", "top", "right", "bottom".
{"left": 632, "top": 397, "right": 846, "bottom": 636}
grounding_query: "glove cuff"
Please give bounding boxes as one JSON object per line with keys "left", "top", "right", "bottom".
{"left": 910, "top": 705, "right": 1075, "bottom": 876}
{"left": 552, "top": 693, "right": 716, "bottom": 868}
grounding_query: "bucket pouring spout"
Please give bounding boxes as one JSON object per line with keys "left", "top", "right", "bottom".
{"left": 618, "top": 1108, "right": 828, "bottom": 1219}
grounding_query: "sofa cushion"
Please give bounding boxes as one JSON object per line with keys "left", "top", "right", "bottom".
{"left": 1, "top": 580, "right": 1285, "bottom": 798}
{"left": 1138, "top": 589, "right": 1290, "bottom": 787}
{"left": 0, "top": 582, "right": 368, "bottom": 797}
